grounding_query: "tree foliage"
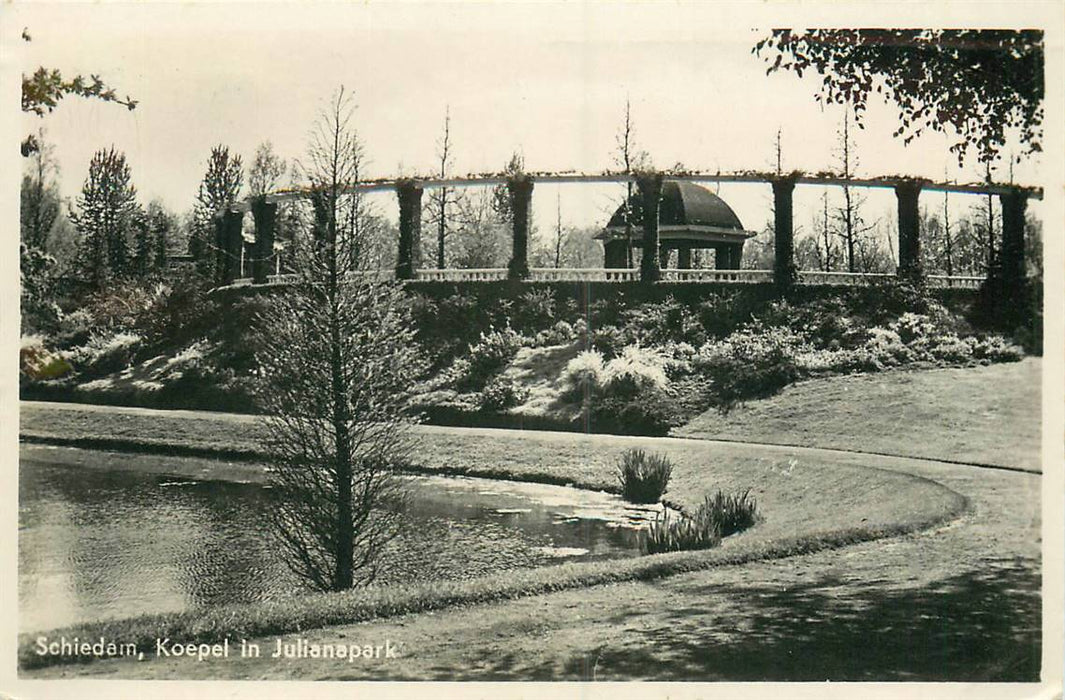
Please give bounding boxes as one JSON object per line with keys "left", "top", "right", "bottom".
{"left": 753, "top": 29, "right": 1044, "bottom": 165}
{"left": 253, "top": 88, "right": 419, "bottom": 591}
{"left": 189, "top": 145, "right": 244, "bottom": 275}
{"left": 248, "top": 141, "right": 287, "bottom": 197}
{"left": 20, "top": 30, "right": 137, "bottom": 156}
{"left": 70, "top": 147, "right": 139, "bottom": 289}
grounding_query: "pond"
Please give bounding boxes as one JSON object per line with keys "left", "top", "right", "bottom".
{"left": 19, "top": 445, "right": 657, "bottom": 633}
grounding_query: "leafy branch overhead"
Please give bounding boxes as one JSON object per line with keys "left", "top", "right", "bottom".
{"left": 22, "top": 67, "right": 138, "bottom": 118}
{"left": 753, "top": 29, "right": 1044, "bottom": 165}
{"left": 20, "top": 29, "right": 137, "bottom": 156}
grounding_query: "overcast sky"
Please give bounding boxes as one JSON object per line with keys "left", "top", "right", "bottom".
{"left": 8, "top": 2, "right": 1053, "bottom": 245}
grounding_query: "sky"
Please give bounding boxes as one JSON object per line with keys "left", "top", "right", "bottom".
{"left": 6, "top": 2, "right": 1054, "bottom": 248}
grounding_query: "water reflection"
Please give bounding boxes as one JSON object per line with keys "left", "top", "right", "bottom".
{"left": 19, "top": 446, "right": 651, "bottom": 633}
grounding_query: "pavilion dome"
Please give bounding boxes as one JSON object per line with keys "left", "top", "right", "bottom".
{"left": 605, "top": 180, "right": 746, "bottom": 232}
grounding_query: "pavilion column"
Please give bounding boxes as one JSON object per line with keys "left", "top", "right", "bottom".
{"left": 251, "top": 197, "right": 277, "bottom": 285}
{"left": 395, "top": 180, "right": 423, "bottom": 280}
{"left": 507, "top": 175, "right": 534, "bottom": 280}
{"left": 677, "top": 245, "right": 692, "bottom": 270}
{"left": 895, "top": 180, "right": 924, "bottom": 278}
{"left": 659, "top": 246, "right": 671, "bottom": 269}
{"left": 771, "top": 177, "right": 797, "bottom": 288}
{"left": 722, "top": 243, "right": 742, "bottom": 270}
{"left": 604, "top": 239, "right": 628, "bottom": 268}
{"left": 999, "top": 188, "right": 1028, "bottom": 292}
{"left": 636, "top": 172, "right": 664, "bottom": 283}
{"left": 219, "top": 210, "right": 244, "bottom": 285}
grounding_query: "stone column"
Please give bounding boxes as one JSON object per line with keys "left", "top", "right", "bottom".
{"left": 636, "top": 172, "right": 664, "bottom": 283}
{"left": 220, "top": 210, "right": 244, "bottom": 285}
{"left": 677, "top": 245, "right": 692, "bottom": 270}
{"left": 395, "top": 180, "right": 424, "bottom": 280}
{"left": 999, "top": 187, "right": 1028, "bottom": 290}
{"left": 507, "top": 175, "right": 534, "bottom": 280}
{"left": 895, "top": 180, "right": 924, "bottom": 278}
{"left": 771, "top": 177, "right": 797, "bottom": 288}
{"left": 251, "top": 197, "right": 278, "bottom": 285}
{"left": 659, "top": 246, "right": 672, "bottom": 269}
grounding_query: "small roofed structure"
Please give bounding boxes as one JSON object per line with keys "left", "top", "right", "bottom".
{"left": 598, "top": 180, "right": 756, "bottom": 269}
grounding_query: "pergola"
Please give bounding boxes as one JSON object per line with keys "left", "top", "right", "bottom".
{"left": 213, "top": 169, "right": 1042, "bottom": 303}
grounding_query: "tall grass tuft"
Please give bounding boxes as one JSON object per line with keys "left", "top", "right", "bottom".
{"left": 615, "top": 448, "right": 673, "bottom": 503}
{"left": 645, "top": 508, "right": 721, "bottom": 554}
{"left": 645, "top": 488, "right": 759, "bottom": 554}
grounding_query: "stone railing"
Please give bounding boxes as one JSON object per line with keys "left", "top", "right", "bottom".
{"left": 926, "top": 275, "right": 984, "bottom": 289}
{"left": 662, "top": 269, "right": 773, "bottom": 283}
{"left": 415, "top": 268, "right": 508, "bottom": 282}
{"left": 218, "top": 268, "right": 986, "bottom": 290}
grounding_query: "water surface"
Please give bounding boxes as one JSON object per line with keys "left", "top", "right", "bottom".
{"left": 19, "top": 445, "right": 654, "bottom": 632}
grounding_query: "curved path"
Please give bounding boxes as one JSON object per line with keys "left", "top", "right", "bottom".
{"left": 19, "top": 402, "right": 1044, "bottom": 682}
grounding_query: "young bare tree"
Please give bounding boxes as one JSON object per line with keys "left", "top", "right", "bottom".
{"left": 252, "top": 87, "right": 420, "bottom": 592}
{"left": 248, "top": 141, "right": 287, "bottom": 197}
{"left": 614, "top": 99, "right": 651, "bottom": 268}
{"left": 425, "top": 107, "right": 458, "bottom": 268}
{"left": 832, "top": 109, "right": 877, "bottom": 272}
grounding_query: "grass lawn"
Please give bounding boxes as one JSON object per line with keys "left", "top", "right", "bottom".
{"left": 677, "top": 358, "right": 1042, "bottom": 471}
{"left": 19, "top": 400, "right": 968, "bottom": 674}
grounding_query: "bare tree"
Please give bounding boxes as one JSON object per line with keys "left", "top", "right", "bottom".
{"left": 832, "top": 109, "right": 877, "bottom": 272}
{"left": 812, "top": 191, "right": 838, "bottom": 272}
{"left": 614, "top": 99, "right": 650, "bottom": 268}
{"left": 252, "top": 87, "right": 420, "bottom": 592}
{"left": 248, "top": 141, "right": 287, "bottom": 197}
{"left": 425, "top": 107, "right": 457, "bottom": 268}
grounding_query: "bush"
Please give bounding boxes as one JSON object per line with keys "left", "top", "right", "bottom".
{"left": 615, "top": 448, "right": 673, "bottom": 503}
{"left": 560, "top": 350, "right": 605, "bottom": 401}
{"left": 20, "top": 336, "right": 72, "bottom": 382}
{"left": 532, "top": 319, "right": 577, "bottom": 347}
{"left": 645, "top": 488, "right": 758, "bottom": 554}
{"left": 479, "top": 376, "right": 530, "bottom": 412}
{"left": 602, "top": 345, "right": 670, "bottom": 397}
{"left": 65, "top": 332, "right": 144, "bottom": 377}
{"left": 590, "top": 324, "right": 637, "bottom": 359}
{"left": 694, "top": 324, "right": 806, "bottom": 409}
{"left": 458, "top": 326, "right": 525, "bottom": 391}
{"left": 511, "top": 288, "right": 557, "bottom": 331}
{"left": 590, "top": 393, "right": 680, "bottom": 436}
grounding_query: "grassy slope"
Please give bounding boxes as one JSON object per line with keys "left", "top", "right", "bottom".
{"left": 677, "top": 358, "right": 1042, "bottom": 471}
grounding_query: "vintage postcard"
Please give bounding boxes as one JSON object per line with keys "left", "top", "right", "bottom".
{"left": 3, "top": 2, "right": 1062, "bottom": 699}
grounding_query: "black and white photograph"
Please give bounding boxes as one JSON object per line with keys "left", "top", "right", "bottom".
{"left": 3, "top": 2, "right": 1063, "bottom": 697}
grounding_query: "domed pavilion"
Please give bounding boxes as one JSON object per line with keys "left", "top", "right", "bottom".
{"left": 598, "top": 180, "right": 756, "bottom": 269}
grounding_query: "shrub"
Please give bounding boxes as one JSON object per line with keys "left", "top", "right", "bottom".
{"left": 20, "top": 336, "right": 72, "bottom": 382}
{"left": 590, "top": 324, "right": 637, "bottom": 359}
{"left": 512, "top": 288, "right": 557, "bottom": 331}
{"left": 559, "top": 350, "right": 605, "bottom": 401}
{"left": 618, "top": 296, "right": 705, "bottom": 347}
{"left": 532, "top": 319, "right": 577, "bottom": 347}
{"left": 65, "top": 332, "right": 144, "bottom": 377}
{"left": 479, "top": 376, "right": 530, "bottom": 412}
{"left": 615, "top": 448, "right": 673, "bottom": 503}
{"left": 645, "top": 488, "right": 758, "bottom": 554}
{"left": 971, "top": 335, "right": 1025, "bottom": 362}
{"left": 602, "top": 345, "right": 670, "bottom": 397}
{"left": 453, "top": 326, "right": 526, "bottom": 391}
{"left": 694, "top": 324, "right": 806, "bottom": 409}
{"left": 590, "top": 393, "right": 680, "bottom": 436}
